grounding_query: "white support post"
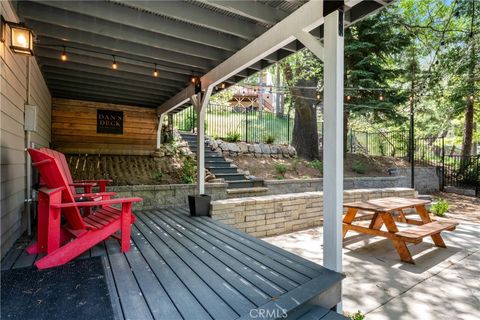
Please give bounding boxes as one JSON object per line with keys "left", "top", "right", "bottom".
{"left": 156, "top": 113, "right": 165, "bottom": 149}
{"left": 191, "top": 86, "right": 213, "bottom": 195}
{"left": 322, "top": 9, "right": 344, "bottom": 277}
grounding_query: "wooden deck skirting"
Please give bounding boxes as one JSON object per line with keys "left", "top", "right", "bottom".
{"left": 2, "top": 208, "right": 345, "bottom": 319}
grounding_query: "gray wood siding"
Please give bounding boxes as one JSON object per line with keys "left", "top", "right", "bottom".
{"left": 1, "top": 1, "right": 51, "bottom": 257}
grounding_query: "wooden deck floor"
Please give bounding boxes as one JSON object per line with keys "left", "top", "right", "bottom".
{"left": 2, "top": 207, "right": 345, "bottom": 320}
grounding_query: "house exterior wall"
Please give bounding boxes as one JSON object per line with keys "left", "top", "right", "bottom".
{"left": 52, "top": 98, "right": 158, "bottom": 155}
{"left": 1, "top": 1, "right": 52, "bottom": 256}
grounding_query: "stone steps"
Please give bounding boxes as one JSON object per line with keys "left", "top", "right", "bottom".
{"left": 180, "top": 132, "right": 259, "bottom": 189}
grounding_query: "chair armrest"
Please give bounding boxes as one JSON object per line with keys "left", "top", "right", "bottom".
{"left": 73, "top": 192, "right": 117, "bottom": 198}
{"left": 50, "top": 197, "right": 142, "bottom": 208}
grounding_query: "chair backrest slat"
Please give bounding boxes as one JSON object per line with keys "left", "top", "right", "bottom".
{"left": 28, "top": 148, "right": 86, "bottom": 230}
{"left": 40, "top": 148, "right": 76, "bottom": 194}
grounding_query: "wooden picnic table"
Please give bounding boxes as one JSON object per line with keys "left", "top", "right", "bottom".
{"left": 343, "top": 197, "right": 458, "bottom": 264}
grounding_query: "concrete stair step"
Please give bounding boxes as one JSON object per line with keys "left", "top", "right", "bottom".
{"left": 214, "top": 173, "right": 247, "bottom": 181}
{"left": 227, "top": 180, "right": 255, "bottom": 188}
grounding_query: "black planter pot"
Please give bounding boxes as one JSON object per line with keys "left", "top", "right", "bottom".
{"left": 188, "top": 194, "right": 211, "bottom": 217}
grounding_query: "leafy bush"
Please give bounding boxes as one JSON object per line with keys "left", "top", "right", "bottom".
{"left": 430, "top": 199, "right": 449, "bottom": 217}
{"left": 352, "top": 160, "right": 366, "bottom": 174}
{"left": 349, "top": 311, "right": 365, "bottom": 320}
{"left": 181, "top": 157, "right": 196, "bottom": 184}
{"left": 225, "top": 131, "right": 241, "bottom": 142}
{"left": 274, "top": 163, "right": 287, "bottom": 178}
{"left": 309, "top": 159, "right": 323, "bottom": 174}
{"left": 152, "top": 170, "right": 163, "bottom": 182}
{"left": 265, "top": 135, "right": 276, "bottom": 144}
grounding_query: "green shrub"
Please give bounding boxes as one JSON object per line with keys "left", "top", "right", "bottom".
{"left": 265, "top": 135, "right": 276, "bottom": 144}
{"left": 181, "top": 157, "right": 196, "bottom": 184}
{"left": 352, "top": 160, "right": 366, "bottom": 174}
{"left": 152, "top": 171, "right": 163, "bottom": 182}
{"left": 274, "top": 163, "right": 287, "bottom": 178}
{"left": 430, "top": 199, "right": 449, "bottom": 217}
{"left": 349, "top": 311, "right": 365, "bottom": 320}
{"left": 225, "top": 131, "right": 241, "bottom": 142}
{"left": 309, "top": 159, "right": 323, "bottom": 174}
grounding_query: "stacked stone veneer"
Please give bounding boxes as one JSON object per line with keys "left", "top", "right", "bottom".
{"left": 211, "top": 187, "right": 416, "bottom": 237}
{"left": 206, "top": 137, "right": 296, "bottom": 158}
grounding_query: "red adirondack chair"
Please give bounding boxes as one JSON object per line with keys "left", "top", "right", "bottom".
{"left": 26, "top": 148, "right": 142, "bottom": 269}
{"left": 39, "top": 147, "right": 112, "bottom": 194}
{"left": 38, "top": 148, "right": 116, "bottom": 216}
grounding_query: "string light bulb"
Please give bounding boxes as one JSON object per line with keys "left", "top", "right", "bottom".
{"left": 112, "top": 55, "right": 117, "bottom": 69}
{"left": 153, "top": 64, "right": 158, "bottom": 77}
{"left": 316, "top": 93, "right": 321, "bottom": 100}
{"left": 469, "top": 95, "right": 475, "bottom": 101}
{"left": 61, "top": 46, "right": 67, "bottom": 61}
{"left": 190, "top": 76, "right": 197, "bottom": 84}
{"left": 346, "top": 95, "right": 351, "bottom": 101}
{"left": 379, "top": 94, "right": 384, "bottom": 101}
{"left": 220, "top": 83, "right": 226, "bottom": 89}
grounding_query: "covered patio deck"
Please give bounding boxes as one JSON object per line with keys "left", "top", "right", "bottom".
{"left": 2, "top": 208, "right": 344, "bottom": 320}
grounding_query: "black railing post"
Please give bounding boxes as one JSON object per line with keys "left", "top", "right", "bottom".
{"left": 245, "top": 108, "right": 248, "bottom": 143}
{"left": 287, "top": 111, "right": 291, "bottom": 145}
{"left": 350, "top": 130, "right": 353, "bottom": 153}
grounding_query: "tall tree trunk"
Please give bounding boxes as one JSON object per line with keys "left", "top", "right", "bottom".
{"left": 281, "top": 62, "right": 319, "bottom": 160}
{"left": 291, "top": 82, "right": 319, "bottom": 160}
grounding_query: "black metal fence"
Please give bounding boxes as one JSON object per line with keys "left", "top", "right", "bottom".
{"left": 173, "top": 104, "right": 296, "bottom": 144}
{"left": 443, "top": 155, "right": 480, "bottom": 196}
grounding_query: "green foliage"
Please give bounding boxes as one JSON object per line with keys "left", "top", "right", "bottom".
{"left": 353, "top": 161, "right": 366, "bottom": 174}
{"left": 265, "top": 135, "right": 276, "bottom": 144}
{"left": 430, "top": 199, "right": 449, "bottom": 217}
{"left": 309, "top": 160, "right": 323, "bottom": 174}
{"left": 225, "top": 131, "right": 241, "bottom": 142}
{"left": 152, "top": 171, "right": 163, "bottom": 182}
{"left": 274, "top": 163, "right": 287, "bottom": 178}
{"left": 181, "top": 157, "right": 196, "bottom": 184}
{"left": 349, "top": 311, "right": 365, "bottom": 320}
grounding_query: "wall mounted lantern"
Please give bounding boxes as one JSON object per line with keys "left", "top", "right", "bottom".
{"left": 1, "top": 15, "right": 34, "bottom": 55}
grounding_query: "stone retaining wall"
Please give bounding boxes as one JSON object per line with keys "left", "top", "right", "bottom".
{"left": 388, "top": 167, "right": 440, "bottom": 192}
{"left": 211, "top": 188, "right": 416, "bottom": 237}
{"left": 206, "top": 136, "right": 296, "bottom": 158}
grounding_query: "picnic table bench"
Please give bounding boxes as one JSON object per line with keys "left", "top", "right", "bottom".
{"left": 343, "top": 197, "right": 458, "bottom": 263}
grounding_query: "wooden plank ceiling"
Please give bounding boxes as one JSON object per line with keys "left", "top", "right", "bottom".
{"left": 15, "top": 0, "right": 391, "bottom": 110}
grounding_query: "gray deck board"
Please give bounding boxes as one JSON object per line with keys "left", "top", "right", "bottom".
{"left": 175, "top": 207, "right": 322, "bottom": 276}
{"left": 146, "top": 210, "right": 270, "bottom": 307}
{"left": 134, "top": 217, "right": 238, "bottom": 320}
{"left": 3, "top": 207, "right": 344, "bottom": 319}
{"left": 165, "top": 208, "right": 310, "bottom": 285}
{"left": 137, "top": 211, "right": 255, "bottom": 315}
{"left": 161, "top": 209, "right": 295, "bottom": 293}
{"left": 124, "top": 241, "right": 183, "bottom": 320}
{"left": 130, "top": 225, "right": 212, "bottom": 320}
{"left": 151, "top": 210, "right": 283, "bottom": 300}
{"left": 105, "top": 238, "right": 154, "bottom": 320}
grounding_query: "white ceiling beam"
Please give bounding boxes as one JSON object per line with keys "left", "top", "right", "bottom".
{"left": 157, "top": 0, "right": 325, "bottom": 115}
{"left": 294, "top": 31, "right": 324, "bottom": 62}
{"left": 199, "top": 1, "right": 289, "bottom": 25}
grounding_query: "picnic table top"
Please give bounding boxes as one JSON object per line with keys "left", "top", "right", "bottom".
{"left": 343, "top": 197, "right": 430, "bottom": 212}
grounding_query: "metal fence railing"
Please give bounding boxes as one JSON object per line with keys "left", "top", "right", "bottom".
{"left": 173, "top": 104, "right": 295, "bottom": 144}
{"left": 443, "top": 155, "right": 480, "bottom": 196}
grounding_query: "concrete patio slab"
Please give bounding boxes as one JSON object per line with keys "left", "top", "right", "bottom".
{"left": 263, "top": 221, "right": 480, "bottom": 319}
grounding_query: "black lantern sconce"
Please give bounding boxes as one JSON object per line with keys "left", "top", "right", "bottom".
{"left": 1, "top": 15, "right": 34, "bottom": 55}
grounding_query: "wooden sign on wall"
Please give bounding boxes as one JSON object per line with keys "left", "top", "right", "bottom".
{"left": 97, "top": 109, "right": 123, "bottom": 134}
